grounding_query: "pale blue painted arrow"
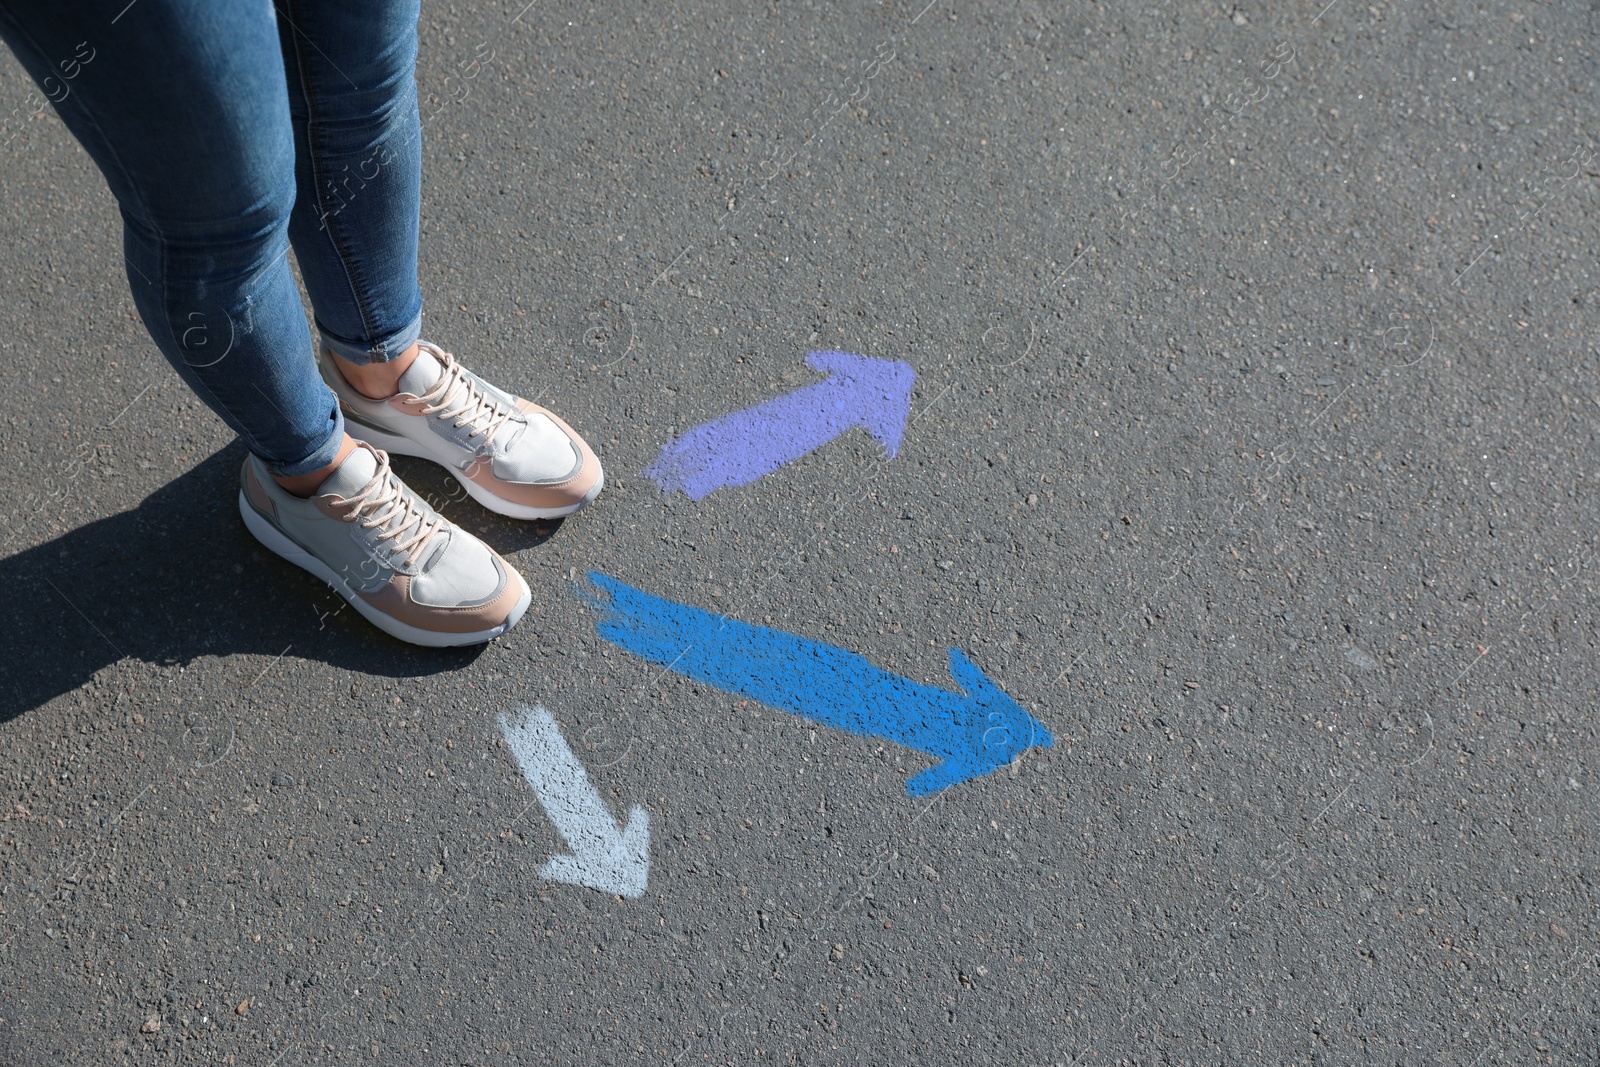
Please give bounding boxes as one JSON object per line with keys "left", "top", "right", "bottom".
{"left": 643, "top": 351, "right": 915, "bottom": 500}
{"left": 582, "top": 572, "right": 1052, "bottom": 796}
{"left": 498, "top": 704, "right": 649, "bottom": 899}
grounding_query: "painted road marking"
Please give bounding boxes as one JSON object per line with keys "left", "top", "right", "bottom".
{"left": 498, "top": 704, "right": 650, "bottom": 899}
{"left": 582, "top": 572, "right": 1053, "bottom": 796}
{"left": 644, "top": 350, "right": 915, "bottom": 500}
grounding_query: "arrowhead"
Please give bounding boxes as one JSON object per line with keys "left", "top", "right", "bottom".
{"left": 903, "top": 648, "right": 1054, "bottom": 797}
{"left": 806, "top": 350, "right": 915, "bottom": 458}
{"left": 539, "top": 805, "right": 651, "bottom": 899}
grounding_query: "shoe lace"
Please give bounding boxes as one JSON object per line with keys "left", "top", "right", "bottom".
{"left": 340, "top": 451, "right": 447, "bottom": 569}
{"left": 414, "top": 348, "right": 519, "bottom": 449}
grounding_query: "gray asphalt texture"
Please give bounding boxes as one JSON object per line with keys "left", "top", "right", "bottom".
{"left": 3, "top": 0, "right": 1600, "bottom": 1063}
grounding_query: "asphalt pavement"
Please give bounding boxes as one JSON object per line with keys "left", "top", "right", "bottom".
{"left": 4, "top": 0, "right": 1600, "bottom": 1063}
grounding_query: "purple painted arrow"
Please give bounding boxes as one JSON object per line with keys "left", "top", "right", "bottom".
{"left": 644, "top": 351, "right": 915, "bottom": 500}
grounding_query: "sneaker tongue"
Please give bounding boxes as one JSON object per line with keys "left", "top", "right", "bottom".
{"left": 317, "top": 444, "right": 380, "bottom": 498}
{"left": 396, "top": 349, "right": 444, "bottom": 396}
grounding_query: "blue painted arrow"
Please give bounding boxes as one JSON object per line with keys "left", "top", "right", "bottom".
{"left": 582, "top": 572, "right": 1053, "bottom": 796}
{"left": 643, "top": 351, "right": 915, "bottom": 500}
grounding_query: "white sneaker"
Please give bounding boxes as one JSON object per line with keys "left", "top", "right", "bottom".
{"left": 239, "top": 442, "right": 531, "bottom": 647}
{"left": 321, "top": 341, "right": 604, "bottom": 520}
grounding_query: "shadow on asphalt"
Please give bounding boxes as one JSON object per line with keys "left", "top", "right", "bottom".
{"left": 0, "top": 442, "right": 561, "bottom": 725}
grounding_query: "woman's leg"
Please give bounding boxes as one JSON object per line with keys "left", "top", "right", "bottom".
{"left": 276, "top": 0, "right": 423, "bottom": 380}
{"left": 0, "top": 0, "right": 344, "bottom": 479}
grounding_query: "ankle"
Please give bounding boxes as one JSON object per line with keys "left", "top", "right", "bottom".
{"left": 332, "top": 343, "right": 421, "bottom": 400}
{"left": 274, "top": 434, "right": 358, "bottom": 497}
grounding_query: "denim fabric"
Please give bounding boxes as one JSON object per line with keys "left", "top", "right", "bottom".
{"left": 0, "top": 0, "right": 424, "bottom": 477}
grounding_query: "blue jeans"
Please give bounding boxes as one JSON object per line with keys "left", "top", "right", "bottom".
{"left": 0, "top": 0, "right": 424, "bottom": 476}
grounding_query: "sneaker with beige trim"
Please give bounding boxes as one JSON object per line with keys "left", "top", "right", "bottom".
{"left": 239, "top": 442, "right": 530, "bottom": 647}
{"left": 321, "top": 341, "right": 604, "bottom": 520}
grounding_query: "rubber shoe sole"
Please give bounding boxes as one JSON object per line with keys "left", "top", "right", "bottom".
{"left": 239, "top": 490, "right": 531, "bottom": 647}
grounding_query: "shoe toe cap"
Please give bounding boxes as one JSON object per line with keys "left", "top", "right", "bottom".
{"left": 475, "top": 406, "right": 605, "bottom": 511}
{"left": 411, "top": 529, "right": 505, "bottom": 606}
{"left": 358, "top": 545, "right": 528, "bottom": 635}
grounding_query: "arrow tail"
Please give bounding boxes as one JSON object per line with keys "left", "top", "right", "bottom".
{"left": 498, "top": 705, "right": 620, "bottom": 859}
{"left": 588, "top": 572, "right": 954, "bottom": 753}
{"left": 644, "top": 378, "right": 858, "bottom": 499}
{"left": 644, "top": 352, "right": 915, "bottom": 500}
